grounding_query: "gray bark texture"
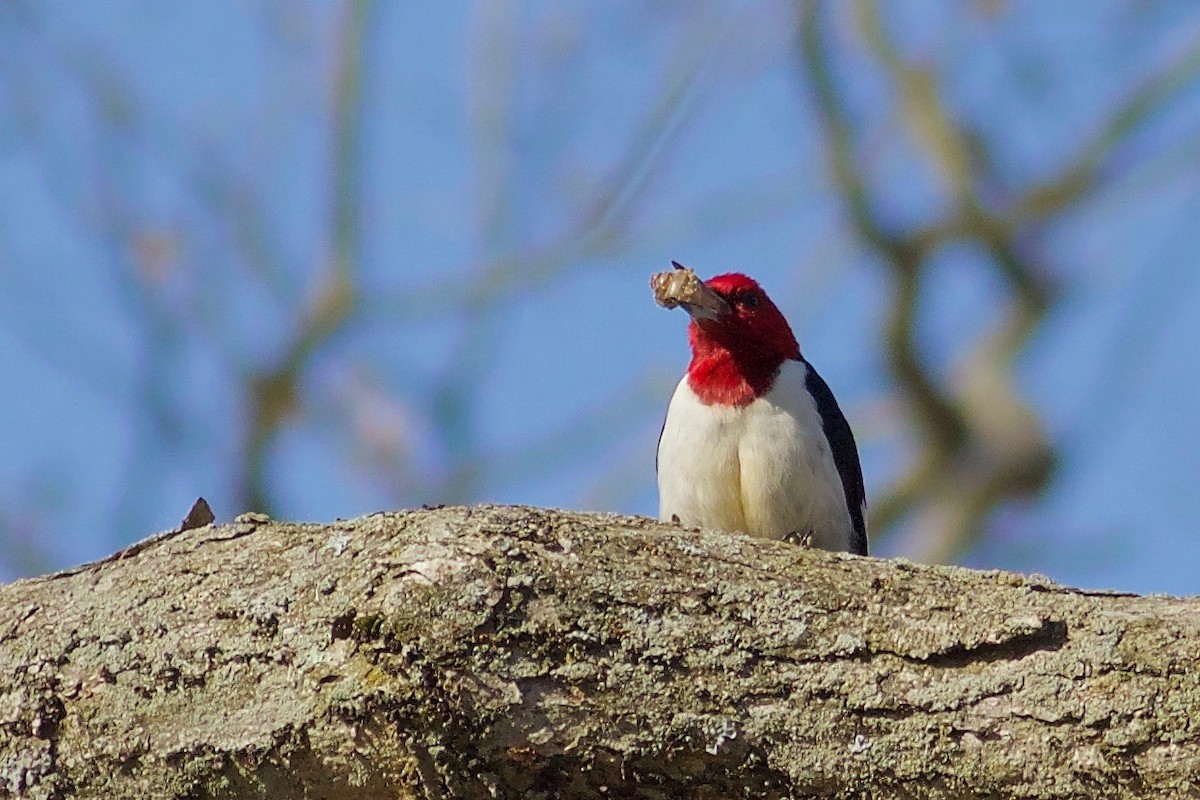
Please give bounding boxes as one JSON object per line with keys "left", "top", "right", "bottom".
{"left": 0, "top": 504, "right": 1197, "bottom": 799}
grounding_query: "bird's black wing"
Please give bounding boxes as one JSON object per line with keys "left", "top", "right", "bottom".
{"left": 803, "top": 361, "right": 868, "bottom": 555}
{"left": 656, "top": 412, "right": 665, "bottom": 475}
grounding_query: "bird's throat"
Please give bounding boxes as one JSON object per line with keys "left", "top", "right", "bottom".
{"left": 686, "top": 349, "right": 784, "bottom": 406}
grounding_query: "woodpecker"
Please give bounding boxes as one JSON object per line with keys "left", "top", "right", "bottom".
{"left": 653, "top": 263, "right": 867, "bottom": 555}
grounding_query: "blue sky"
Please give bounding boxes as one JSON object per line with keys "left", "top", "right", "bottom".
{"left": 2, "top": 1, "right": 1200, "bottom": 594}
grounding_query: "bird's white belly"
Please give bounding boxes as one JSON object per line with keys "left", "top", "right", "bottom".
{"left": 657, "top": 360, "right": 853, "bottom": 550}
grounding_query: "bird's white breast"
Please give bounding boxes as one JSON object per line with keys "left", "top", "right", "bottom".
{"left": 657, "top": 359, "right": 854, "bottom": 550}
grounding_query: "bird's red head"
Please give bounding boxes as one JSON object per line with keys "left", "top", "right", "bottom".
{"left": 685, "top": 273, "right": 800, "bottom": 406}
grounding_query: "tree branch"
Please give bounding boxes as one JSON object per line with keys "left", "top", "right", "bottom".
{"left": 238, "top": 1, "right": 375, "bottom": 514}
{"left": 3, "top": 505, "right": 1196, "bottom": 798}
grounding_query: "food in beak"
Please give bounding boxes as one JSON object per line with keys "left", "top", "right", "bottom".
{"left": 651, "top": 261, "right": 730, "bottom": 321}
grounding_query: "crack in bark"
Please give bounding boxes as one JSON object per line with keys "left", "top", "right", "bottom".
{"left": 914, "top": 618, "right": 1069, "bottom": 668}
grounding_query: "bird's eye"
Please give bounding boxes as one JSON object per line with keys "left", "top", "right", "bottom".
{"left": 735, "top": 291, "right": 760, "bottom": 309}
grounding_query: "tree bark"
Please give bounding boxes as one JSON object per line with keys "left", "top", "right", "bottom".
{"left": 0, "top": 505, "right": 1196, "bottom": 799}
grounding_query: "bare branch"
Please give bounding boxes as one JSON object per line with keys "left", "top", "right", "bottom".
{"left": 239, "top": 1, "right": 375, "bottom": 513}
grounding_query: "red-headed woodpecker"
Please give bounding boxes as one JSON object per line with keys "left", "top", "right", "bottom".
{"left": 653, "top": 263, "right": 867, "bottom": 555}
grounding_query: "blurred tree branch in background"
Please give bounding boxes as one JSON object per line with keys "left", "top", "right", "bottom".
{"left": 240, "top": 1, "right": 373, "bottom": 514}
{"left": 207, "top": 1, "right": 710, "bottom": 517}
{"left": 0, "top": 2, "right": 718, "bottom": 570}
{"left": 798, "top": 0, "right": 1200, "bottom": 562}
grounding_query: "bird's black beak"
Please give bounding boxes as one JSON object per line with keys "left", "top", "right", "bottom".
{"left": 681, "top": 287, "right": 731, "bottom": 322}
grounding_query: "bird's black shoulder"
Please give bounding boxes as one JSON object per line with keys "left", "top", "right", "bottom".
{"left": 802, "top": 359, "right": 868, "bottom": 555}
